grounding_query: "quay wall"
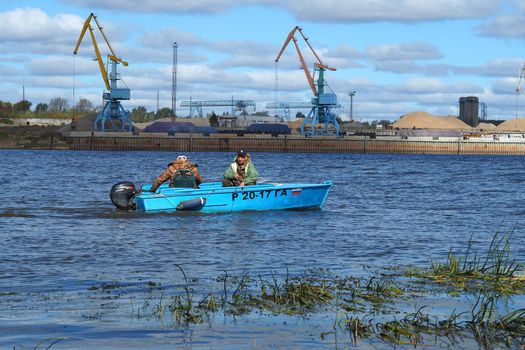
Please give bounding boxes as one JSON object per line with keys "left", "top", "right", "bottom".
{"left": 62, "top": 132, "right": 525, "bottom": 155}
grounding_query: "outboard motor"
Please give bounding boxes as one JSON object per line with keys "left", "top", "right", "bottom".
{"left": 110, "top": 181, "right": 137, "bottom": 210}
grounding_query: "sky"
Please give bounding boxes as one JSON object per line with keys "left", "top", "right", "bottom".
{"left": 1, "top": 0, "right": 525, "bottom": 121}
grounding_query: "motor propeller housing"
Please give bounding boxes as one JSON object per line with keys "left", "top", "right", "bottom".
{"left": 110, "top": 181, "right": 137, "bottom": 210}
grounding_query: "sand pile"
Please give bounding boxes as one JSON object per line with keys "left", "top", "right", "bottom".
{"left": 56, "top": 112, "right": 99, "bottom": 133}
{"left": 495, "top": 118, "right": 525, "bottom": 131}
{"left": 392, "top": 111, "right": 471, "bottom": 130}
{"left": 58, "top": 112, "right": 140, "bottom": 134}
{"left": 476, "top": 122, "right": 496, "bottom": 130}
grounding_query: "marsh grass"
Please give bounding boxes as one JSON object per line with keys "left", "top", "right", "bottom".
{"left": 167, "top": 264, "right": 203, "bottom": 324}
{"left": 13, "top": 338, "right": 67, "bottom": 350}
{"left": 343, "top": 315, "right": 374, "bottom": 343}
{"left": 255, "top": 272, "right": 334, "bottom": 315}
{"left": 465, "top": 308, "right": 525, "bottom": 349}
{"left": 375, "top": 307, "right": 428, "bottom": 346}
{"left": 101, "top": 226, "right": 525, "bottom": 348}
{"left": 407, "top": 226, "right": 524, "bottom": 295}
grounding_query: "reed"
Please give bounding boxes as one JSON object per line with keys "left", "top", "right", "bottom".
{"left": 13, "top": 338, "right": 67, "bottom": 350}
{"left": 409, "top": 226, "right": 524, "bottom": 294}
{"left": 253, "top": 271, "right": 334, "bottom": 315}
{"left": 109, "top": 228, "right": 524, "bottom": 348}
{"left": 167, "top": 265, "right": 203, "bottom": 324}
{"left": 343, "top": 315, "right": 373, "bottom": 343}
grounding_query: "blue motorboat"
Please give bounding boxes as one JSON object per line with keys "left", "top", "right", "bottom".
{"left": 110, "top": 181, "right": 332, "bottom": 213}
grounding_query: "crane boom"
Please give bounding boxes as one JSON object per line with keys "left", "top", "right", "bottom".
{"left": 295, "top": 27, "right": 336, "bottom": 72}
{"left": 292, "top": 35, "right": 317, "bottom": 96}
{"left": 73, "top": 13, "right": 128, "bottom": 91}
{"left": 275, "top": 26, "right": 336, "bottom": 96}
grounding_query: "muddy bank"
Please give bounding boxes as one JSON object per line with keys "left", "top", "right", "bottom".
{"left": 0, "top": 126, "right": 69, "bottom": 149}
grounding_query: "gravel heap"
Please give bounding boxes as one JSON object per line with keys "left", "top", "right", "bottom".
{"left": 392, "top": 111, "right": 471, "bottom": 130}
{"left": 494, "top": 118, "right": 525, "bottom": 131}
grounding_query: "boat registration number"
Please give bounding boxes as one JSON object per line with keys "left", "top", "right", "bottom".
{"left": 232, "top": 189, "right": 288, "bottom": 201}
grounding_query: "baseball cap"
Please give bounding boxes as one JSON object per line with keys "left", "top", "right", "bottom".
{"left": 237, "top": 150, "right": 247, "bottom": 157}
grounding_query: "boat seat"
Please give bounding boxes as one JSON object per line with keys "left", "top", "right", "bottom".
{"left": 170, "top": 169, "right": 198, "bottom": 188}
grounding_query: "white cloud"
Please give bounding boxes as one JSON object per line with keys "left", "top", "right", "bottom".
{"left": 210, "top": 40, "right": 276, "bottom": 56}
{"left": 136, "top": 29, "right": 277, "bottom": 68}
{"left": 276, "top": 0, "right": 498, "bottom": 22}
{"left": 367, "top": 43, "right": 442, "bottom": 61}
{"left": 0, "top": 4, "right": 520, "bottom": 120}
{"left": 511, "top": 0, "right": 525, "bottom": 11}
{"left": 492, "top": 77, "right": 520, "bottom": 94}
{"left": 61, "top": 0, "right": 254, "bottom": 14}
{"left": 328, "top": 45, "right": 366, "bottom": 60}
{"left": 26, "top": 56, "right": 89, "bottom": 76}
{"left": 0, "top": 64, "right": 25, "bottom": 78}
{"left": 0, "top": 7, "right": 82, "bottom": 41}
{"left": 29, "top": 76, "right": 76, "bottom": 89}
{"left": 61, "top": 0, "right": 498, "bottom": 22}
{"left": 138, "top": 28, "right": 206, "bottom": 49}
{"left": 215, "top": 55, "right": 277, "bottom": 69}
{"left": 476, "top": 15, "right": 525, "bottom": 37}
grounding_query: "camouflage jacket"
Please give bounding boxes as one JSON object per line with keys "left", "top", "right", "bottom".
{"left": 150, "top": 159, "right": 202, "bottom": 191}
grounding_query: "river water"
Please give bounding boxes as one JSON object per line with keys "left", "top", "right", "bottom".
{"left": 1, "top": 150, "right": 525, "bottom": 349}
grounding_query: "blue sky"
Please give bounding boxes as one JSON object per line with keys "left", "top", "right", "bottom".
{"left": 1, "top": 0, "right": 525, "bottom": 121}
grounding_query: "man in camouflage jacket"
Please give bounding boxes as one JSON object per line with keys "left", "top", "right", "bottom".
{"left": 148, "top": 155, "right": 202, "bottom": 192}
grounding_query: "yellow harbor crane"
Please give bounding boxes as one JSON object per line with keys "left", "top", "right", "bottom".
{"left": 73, "top": 13, "right": 132, "bottom": 131}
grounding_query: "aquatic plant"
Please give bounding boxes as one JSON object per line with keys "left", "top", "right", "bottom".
{"left": 343, "top": 315, "right": 374, "bottom": 343}
{"left": 152, "top": 292, "right": 168, "bottom": 321}
{"left": 166, "top": 265, "right": 205, "bottom": 324}
{"left": 407, "top": 226, "right": 524, "bottom": 295}
{"left": 12, "top": 337, "right": 67, "bottom": 350}
{"left": 254, "top": 271, "right": 334, "bottom": 315}
{"left": 197, "top": 293, "right": 219, "bottom": 312}
{"left": 97, "top": 229, "right": 524, "bottom": 349}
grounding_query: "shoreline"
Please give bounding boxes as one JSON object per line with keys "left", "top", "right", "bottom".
{"left": 62, "top": 131, "right": 525, "bottom": 155}
{"left": 5, "top": 126, "right": 525, "bottom": 155}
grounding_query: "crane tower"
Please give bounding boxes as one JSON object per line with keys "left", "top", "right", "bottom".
{"left": 275, "top": 26, "right": 340, "bottom": 136}
{"left": 73, "top": 13, "right": 132, "bottom": 132}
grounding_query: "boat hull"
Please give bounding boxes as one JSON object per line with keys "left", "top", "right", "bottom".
{"left": 134, "top": 181, "right": 332, "bottom": 213}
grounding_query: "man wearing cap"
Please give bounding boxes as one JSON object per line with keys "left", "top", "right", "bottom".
{"left": 147, "top": 155, "right": 202, "bottom": 192}
{"left": 222, "top": 150, "right": 259, "bottom": 187}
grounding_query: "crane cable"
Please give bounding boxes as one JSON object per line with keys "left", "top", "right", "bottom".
{"left": 516, "top": 91, "right": 520, "bottom": 118}
{"left": 274, "top": 61, "right": 280, "bottom": 120}
{"left": 72, "top": 54, "right": 76, "bottom": 120}
{"left": 274, "top": 62, "right": 279, "bottom": 105}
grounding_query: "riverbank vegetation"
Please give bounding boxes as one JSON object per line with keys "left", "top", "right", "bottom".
{"left": 82, "top": 228, "right": 525, "bottom": 348}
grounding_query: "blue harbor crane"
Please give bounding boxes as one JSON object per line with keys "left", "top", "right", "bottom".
{"left": 275, "top": 26, "right": 339, "bottom": 136}
{"left": 265, "top": 101, "right": 314, "bottom": 121}
{"left": 179, "top": 98, "right": 256, "bottom": 118}
{"left": 73, "top": 13, "right": 132, "bottom": 132}
{"left": 266, "top": 100, "right": 341, "bottom": 121}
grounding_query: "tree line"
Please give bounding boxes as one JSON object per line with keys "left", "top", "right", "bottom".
{"left": 0, "top": 97, "right": 173, "bottom": 123}
{"left": 0, "top": 97, "right": 96, "bottom": 119}
{"left": 1, "top": 98, "right": 391, "bottom": 129}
